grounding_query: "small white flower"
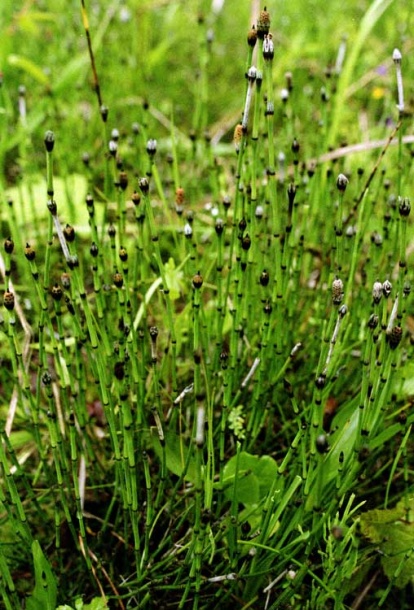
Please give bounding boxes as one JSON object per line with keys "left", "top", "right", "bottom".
{"left": 280, "top": 88, "right": 289, "bottom": 102}
{"left": 119, "top": 7, "right": 131, "bottom": 23}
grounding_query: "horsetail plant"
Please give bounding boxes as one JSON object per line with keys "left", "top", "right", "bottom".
{"left": 0, "top": 3, "right": 413, "bottom": 610}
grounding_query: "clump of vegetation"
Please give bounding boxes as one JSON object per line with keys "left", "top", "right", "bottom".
{"left": 1, "top": 1, "right": 413, "bottom": 609}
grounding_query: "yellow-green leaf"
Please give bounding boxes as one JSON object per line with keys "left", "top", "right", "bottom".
{"left": 164, "top": 257, "right": 184, "bottom": 301}
{"left": 8, "top": 54, "right": 50, "bottom": 86}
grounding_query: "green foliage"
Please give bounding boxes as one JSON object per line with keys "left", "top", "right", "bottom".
{"left": 360, "top": 497, "right": 414, "bottom": 588}
{"left": 6, "top": 173, "right": 88, "bottom": 225}
{"left": 25, "top": 542, "right": 57, "bottom": 610}
{"left": 222, "top": 451, "right": 279, "bottom": 506}
{"left": 164, "top": 257, "right": 185, "bottom": 301}
{"left": 57, "top": 596, "right": 108, "bottom": 610}
{"left": 151, "top": 429, "right": 198, "bottom": 482}
{"left": 0, "top": 1, "right": 413, "bottom": 609}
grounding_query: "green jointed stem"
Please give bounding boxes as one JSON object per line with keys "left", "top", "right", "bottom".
{"left": 0, "top": 438, "right": 32, "bottom": 543}
{"left": 140, "top": 182, "right": 178, "bottom": 394}
{"left": 1, "top": 3, "right": 413, "bottom": 608}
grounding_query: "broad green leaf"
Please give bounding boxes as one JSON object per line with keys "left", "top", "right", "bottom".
{"left": 6, "top": 173, "right": 88, "bottom": 228}
{"left": 398, "top": 363, "right": 414, "bottom": 397}
{"left": 8, "top": 429, "right": 33, "bottom": 450}
{"left": 256, "top": 455, "right": 279, "bottom": 498}
{"left": 57, "top": 597, "right": 106, "bottom": 610}
{"left": 318, "top": 407, "right": 359, "bottom": 492}
{"left": 222, "top": 452, "right": 278, "bottom": 506}
{"left": 16, "top": 11, "right": 57, "bottom": 35}
{"left": 8, "top": 54, "right": 50, "bottom": 86}
{"left": 360, "top": 497, "right": 414, "bottom": 587}
{"left": 25, "top": 541, "right": 57, "bottom": 610}
{"left": 164, "top": 257, "right": 184, "bottom": 301}
{"left": 151, "top": 429, "right": 197, "bottom": 483}
{"left": 83, "top": 597, "right": 108, "bottom": 610}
